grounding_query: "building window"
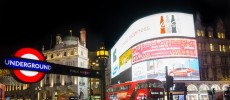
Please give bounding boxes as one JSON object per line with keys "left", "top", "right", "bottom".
{"left": 221, "top": 33, "right": 225, "bottom": 39}
{"left": 208, "top": 32, "right": 213, "bottom": 38}
{"left": 80, "top": 62, "right": 84, "bottom": 67}
{"left": 223, "top": 45, "right": 226, "bottom": 52}
{"left": 71, "top": 50, "right": 74, "bottom": 55}
{"left": 201, "top": 30, "right": 205, "bottom": 37}
{"left": 81, "top": 51, "right": 83, "bottom": 56}
{"left": 197, "top": 30, "right": 205, "bottom": 37}
{"left": 229, "top": 45, "right": 230, "bottom": 51}
{"left": 56, "top": 75, "right": 60, "bottom": 85}
{"left": 57, "top": 52, "right": 60, "bottom": 56}
{"left": 44, "top": 55, "right": 47, "bottom": 60}
{"left": 218, "top": 32, "right": 221, "bottom": 38}
{"left": 219, "top": 45, "right": 222, "bottom": 52}
{"left": 210, "top": 44, "right": 214, "bottom": 51}
{"left": 46, "top": 75, "right": 50, "bottom": 85}
{"left": 64, "top": 52, "right": 67, "bottom": 56}
{"left": 219, "top": 45, "right": 226, "bottom": 52}
{"left": 67, "top": 76, "right": 72, "bottom": 84}
{"left": 197, "top": 29, "right": 201, "bottom": 36}
{"left": 51, "top": 54, "right": 53, "bottom": 58}
{"left": 198, "top": 43, "right": 202, "bottom": 50}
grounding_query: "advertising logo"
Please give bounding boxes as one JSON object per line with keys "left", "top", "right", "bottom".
{"left": 9, "top": 48, "right": 50, "bottom": 83}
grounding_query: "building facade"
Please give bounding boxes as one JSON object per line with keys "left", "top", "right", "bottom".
{"left": 183, "top": 13, "right": 230, "bottom": 100}
{"left": 38, "top": 28, "right": 89, "bottom": 100}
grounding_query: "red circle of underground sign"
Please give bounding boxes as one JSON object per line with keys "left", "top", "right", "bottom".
{"left": 13, "top": 48, "right": 45, "bottom": 83}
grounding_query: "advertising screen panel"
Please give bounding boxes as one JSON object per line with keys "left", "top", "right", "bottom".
{"left": 110, "top": 12, "right": 199, "bottom": 84}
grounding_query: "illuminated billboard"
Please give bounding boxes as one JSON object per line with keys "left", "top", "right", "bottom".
{"left": 110, "top": 12, "right": 199, "bottom": 83}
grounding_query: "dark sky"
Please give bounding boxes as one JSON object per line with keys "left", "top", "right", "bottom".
{"left": 1, "top": 0, "right": 230, "bottom": 56}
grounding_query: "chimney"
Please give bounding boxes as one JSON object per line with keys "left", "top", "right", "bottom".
{"left": 80, "top": 28, "right": 86, "bottom": 47}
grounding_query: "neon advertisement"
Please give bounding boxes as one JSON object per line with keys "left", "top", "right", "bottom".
{"left": 132, "top": 38, "right": 197, "bottom": 64}
{"left": 110, "top": 12, "right": 199, "bottom": 83}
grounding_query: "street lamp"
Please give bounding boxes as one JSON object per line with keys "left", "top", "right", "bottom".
{"left": 96, "top": 42, "right": 108, "bottom": 100}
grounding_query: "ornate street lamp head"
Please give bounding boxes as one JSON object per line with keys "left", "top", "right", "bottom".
{"left": 96, "top": 42, "right": 109, "bottom": 59}
{"left": 96, "top": 42, "right": 109, "bottom": 68}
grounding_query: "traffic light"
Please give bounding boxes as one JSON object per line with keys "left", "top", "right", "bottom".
{"left": 90, "top": 89, "right": 94, "bottom": 95}
{"left": 166, "top": 76, "right": 174, "bottom": 88}
{"left": 212, "top": 88, "right": 215, "bottom": 94}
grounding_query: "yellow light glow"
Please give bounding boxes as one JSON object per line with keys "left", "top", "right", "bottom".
{"left": 97, "top": 51, "right": 99, "bottom": 56}
{"left": 105, "top": 51, "right": 108, "bottom": 56}
{"left": 100, "top": 50, "right": 105, "bottom": 55}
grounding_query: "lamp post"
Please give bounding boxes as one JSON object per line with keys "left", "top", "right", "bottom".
{"left": 96, "top": 43, "right": 108, "bottom": 100}
{"left": 89, "top": 62, "right": 95, "bottom": 100}
{"left": 90, "top": 64, "right": 92, "bottom": 100}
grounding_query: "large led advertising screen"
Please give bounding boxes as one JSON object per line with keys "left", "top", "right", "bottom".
{"left": 110, "top": 12, "right": 199, "bottom": 84}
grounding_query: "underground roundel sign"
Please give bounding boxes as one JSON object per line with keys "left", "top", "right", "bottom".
{"left": 12, "top": 48, "right": 47, "bottom": 83}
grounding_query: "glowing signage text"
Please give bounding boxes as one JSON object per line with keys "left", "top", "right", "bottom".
{"left": 5, "top": 57, "right": 51, "bottom": 72}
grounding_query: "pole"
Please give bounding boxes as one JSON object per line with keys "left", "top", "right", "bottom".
{"left": 90, "top": 66, "right": 92, "bottom": 100}
{"left": 99, "top": 58, "right": 106, "bottom": 100}
{"left": 165, "top": 66, "right": 169, "bottom": 100}
{"left": 101, "top": 67, "right": 106, "bottom": 100}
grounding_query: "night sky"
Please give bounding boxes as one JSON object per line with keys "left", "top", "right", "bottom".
{"left": 1, "top": 0, "right": 230, "bottom": 57}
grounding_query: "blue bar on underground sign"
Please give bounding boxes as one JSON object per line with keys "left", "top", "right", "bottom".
{"left": 4, "top": 58, "right": 52, "bottom": 72}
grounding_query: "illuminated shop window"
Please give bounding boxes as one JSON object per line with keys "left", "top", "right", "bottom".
{"left": 210, "top": 44, "right": 214, "bottom": 51}
{"left": 71, "top": 50, "right": 74, "bottom": 55}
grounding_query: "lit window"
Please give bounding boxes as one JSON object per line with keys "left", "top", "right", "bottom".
{"left": 218, "top": 32, "right": 221, "bottom": 38}
{"left": 219, "top": 45, "right": 222, "bottom": 52}
{"left": 208, "top": 32, "right": 213, "bottom": 38}
{"left": 221, "top": 33, "right": 225, "bottom": 39}
{"left": 201, "top": 31, "right": 205, "bottom": 37}
{"left": 223, "top": 45, "right": 226, "bottom": 52}
{"left": 210, "top": 44, "right": 214, "bottom": 51}
{"left": 197, "top": 29, "right": 201, "bottom": 36}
